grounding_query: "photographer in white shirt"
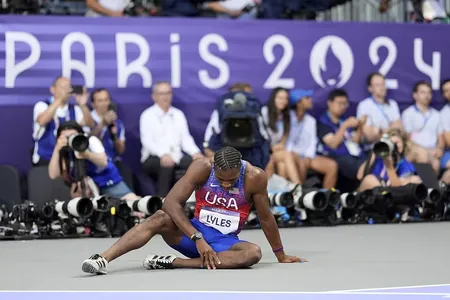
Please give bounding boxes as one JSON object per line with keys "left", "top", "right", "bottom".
{"left": 140, "top": 81, "right": 204, "bottom": 197}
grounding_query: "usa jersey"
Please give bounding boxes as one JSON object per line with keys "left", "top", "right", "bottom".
{"left": 194, "top": 161, "right": 251, "bottom": 235}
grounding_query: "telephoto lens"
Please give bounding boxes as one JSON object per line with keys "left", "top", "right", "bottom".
{"left": 426, "top": 188, "right": 442, "bottom": 205}
{"left": 268, "top": 192, "right": 294, "bottom": 207}
{"left": 293, "top": 186, "right": 328, "bottom": 211}
{"left": 386, "top": 183, "right": 428, "bottom": 206}
{"left": 373, "top": 134, "right": 396, "bottom": 158}
{"left": 91, "top": 196, "right": 111, "bottom": 212}
{"left": 67, "top": 134, "right": 89, "bottom": 152}
{"left": 340, "top": 192, "right": 357, "bottom": 209}
{"left": 55, "top": 197, "right": 94, "bottom": 218}
{"left": 323, "top": 188, "right": 341, "bottom": 207}
{"left": 127, "top": 196, "right": 163, "bottom": 216}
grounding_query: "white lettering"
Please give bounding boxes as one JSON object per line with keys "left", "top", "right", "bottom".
{"left": 263, "top": 34, "right": 294, "bottom": 89}
{"left": 61, "top": 32, "right": 95, "bottom": 88}
{"left": 198, "top": 33, "right": 229, "bottom": 89}
{"left": 369, "top": 36, "right": 398, "bottom": 90}
{"left": 414, "top": 38, "right": 441, "bottom": 90}
{"left": 170, "top": 33, "right": 181, "bottom": 88}
{"left": 204, "top": 191, "right": 238, "bottom": 210}
{"left": 116, "top": 33, "right": 152, "bottom": 88}
{"left": 5, "top": 32, "right": 41, "bottom": 88}
{"left": 309, "top": 35, "right": 354, "bottom": 88}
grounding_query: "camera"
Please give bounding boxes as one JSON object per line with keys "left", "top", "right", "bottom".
{"left": 127, "top": 196, "right": 163, "bottom": 216}
{"left": 373, "top": 133, "right": 397, "bottom": 158}
{"left": 67, "top": 134, "right": 89, "bottom": 152}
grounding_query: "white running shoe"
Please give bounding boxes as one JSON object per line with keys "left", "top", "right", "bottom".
{"left": 81, "top": 254, "right": 108, "bottom": 275}
{"left": 143, "top": 254, "right": 177, "bottom": 270}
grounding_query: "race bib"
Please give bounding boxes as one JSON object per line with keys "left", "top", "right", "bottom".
{"left": 199, "top": 207, "right": 240, "bottom": 235}
{"left": 345, "top": 140, "right": 361, "bottom": 157}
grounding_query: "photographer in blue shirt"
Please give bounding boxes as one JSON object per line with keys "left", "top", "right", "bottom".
{"left": 357, "top": 128, "right": 422, "bottom": 192}
{"left": 48, "top": 121, "right": 139, "bottom": 201}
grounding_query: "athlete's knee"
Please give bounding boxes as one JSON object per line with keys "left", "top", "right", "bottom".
{"left": 243, "top": 244, "right": 262, "bottom": 266}
{"left": 143, "top": 210, "right": 173, "bottom": 231}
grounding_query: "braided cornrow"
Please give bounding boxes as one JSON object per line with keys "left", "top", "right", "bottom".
{"left": 213, "top": 147, "right": 242, "bottom": 170}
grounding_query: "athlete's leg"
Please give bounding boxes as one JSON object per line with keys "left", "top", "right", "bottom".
{"left": 170, "top": 241, "right": 262, "bottom": 269}
{"left": 82, "top": 210, "right": 183, "bottom": 274}
{"left": 101, "top": 210, "right": 182, "bottom": 262}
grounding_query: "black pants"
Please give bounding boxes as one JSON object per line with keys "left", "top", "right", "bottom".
{"left": 142, "top": 155, "right": 193, "bottom": 197}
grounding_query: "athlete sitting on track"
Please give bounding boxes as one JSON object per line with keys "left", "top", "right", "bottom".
{"left": 82, "top": 146, "right": 306, "bottom": 274}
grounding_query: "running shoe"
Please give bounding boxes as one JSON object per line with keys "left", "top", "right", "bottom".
{"left": 143, "top": 254, "right": 176, "bottom": 270}
{"left": 81, "top": 254, "right": 108, "bottom": 275}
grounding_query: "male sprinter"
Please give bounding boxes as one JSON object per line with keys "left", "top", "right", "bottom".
{"left": 82, "top": 147, "right": 306, "bottom": 273}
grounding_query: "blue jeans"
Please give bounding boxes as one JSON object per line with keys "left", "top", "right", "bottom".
{"left": 100, "top": 181, "right": 132, "bottom": 199}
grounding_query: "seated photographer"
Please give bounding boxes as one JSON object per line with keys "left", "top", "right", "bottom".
{"left": 286, "top": 89, "right": 337, "bottom": 189}
{"left": 401, "top": 81, "right": 443, "bottom": 174}
{"left": 48, "top": 121, "right": 139, "bottom": 201}
{"left": 32, "top": 76, "right": 94, "bottom": 166}
{"left": 317, "top": 89, "right": 367, "bottom": 184}
{"left": 357, "top": 129, "right": 422, "bottom": 192}
{"left": 90, "top": 88, "right": 126, "bottom": 161}
{"left": 261, "top": 87, "right": 301, "bottom": 184}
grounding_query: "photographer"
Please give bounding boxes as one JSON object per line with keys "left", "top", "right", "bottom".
{"left": 48, "top": 121, "right": 139, "bottom": 202}
{"left": 357, "top": 129, "right": 422, "bottom": 192}
{"left": 90, "top": 89, "right": 125, "bottom": 160}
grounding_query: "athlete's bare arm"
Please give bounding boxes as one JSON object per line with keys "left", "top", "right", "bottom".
{"left": 162, "top": 158, "right": 211, "bottom": 239}
{"left": 249, "top": 166, "right": 307, "bottom": 263}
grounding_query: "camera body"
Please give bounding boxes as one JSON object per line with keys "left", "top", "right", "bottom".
{"left": 373, "top": 133, "right": 397, "bottom": 158}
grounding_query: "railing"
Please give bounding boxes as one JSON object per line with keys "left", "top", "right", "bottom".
{"left": 318, "top": 0, "right": 450, "bottom": 23}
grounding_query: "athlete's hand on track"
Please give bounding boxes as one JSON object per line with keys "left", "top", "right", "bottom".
{"left": 195, "top": 239, "right": 221, "bottom": 270}
{"left": 278, "top": 255, "right": 308, "bottom": 263}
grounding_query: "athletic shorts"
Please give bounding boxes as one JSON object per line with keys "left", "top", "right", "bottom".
{"left": 168, "top": 218, "right": 246, "bottom": 258}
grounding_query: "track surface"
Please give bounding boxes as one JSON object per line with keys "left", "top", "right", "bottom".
{"left": 1, "top": 222, "right": 449, "bottom": 293}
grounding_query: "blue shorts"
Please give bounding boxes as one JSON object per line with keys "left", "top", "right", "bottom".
{"left": 99, "top": 181, "right": 132, "bottom": 199}
{"left": 441, "top": 151, "right": 450, "bottom": 169}
{"left": 169, "top": 219, "right": 246, "bottom": 258}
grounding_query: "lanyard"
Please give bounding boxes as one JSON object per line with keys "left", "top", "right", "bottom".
{"left": 326, "top": 112, "right": 351, "bottom": 140}
{"left": 291, "top": 118, "right": 305, "bottom": 145}
{"left": 414, "top": 105, "right": 431, "bottom": 132}
{"left": 371, "top": 97, "right": 391, "bottom": 124}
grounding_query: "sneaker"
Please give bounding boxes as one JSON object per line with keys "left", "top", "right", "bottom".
{"left": 143, "top": 254, "right": 177, "bottom": 270}
{"left": 81, "top": 254, "right": 108, "bottom": 275}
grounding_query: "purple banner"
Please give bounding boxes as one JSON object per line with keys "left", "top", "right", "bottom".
{"left": 0, "top": 16, "right": 449, "bottom": 173}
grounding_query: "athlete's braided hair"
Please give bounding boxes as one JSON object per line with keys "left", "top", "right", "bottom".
{"left": 213, "top": 147, "right": 242, "bottom": 170}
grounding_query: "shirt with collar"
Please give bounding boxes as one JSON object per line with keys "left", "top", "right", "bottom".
{"left": 139, "top": 104, "right": 200, "bottom": 164}
{"left": 286, "top": 111, "right": 317, "bottom": 158}
{"left": 439, "top": 104, "right": 450, "bottom": 134}
{"left": 402, "top": 104, "right": 440, "bottom": 149}
{"left": 356, "top": 97, "right": 400, "bottom": 129}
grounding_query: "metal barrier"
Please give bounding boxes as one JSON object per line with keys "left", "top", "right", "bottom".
{"left": 318, "top": 0, "right": 449, "bottom": 23}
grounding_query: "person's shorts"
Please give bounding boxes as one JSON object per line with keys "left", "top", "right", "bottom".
{"left": 168, "top": 218, "right": 246, "bottom": 258}
{"left": 100, "top": 181, "right": 133, "bottom": 199}
{"left": 333, "top": 155, "right": 366, "bottom": 180}
{"left": 441, "top": 151, "right": 450, "bottom": 169}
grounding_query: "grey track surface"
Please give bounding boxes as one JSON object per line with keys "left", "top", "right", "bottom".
{"left": 1, "top": 222, "right": 449, "bottom": 292}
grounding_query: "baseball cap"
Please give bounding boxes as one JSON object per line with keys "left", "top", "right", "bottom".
{"left": 289, "top": 89, "right": 313, "bottom": 106}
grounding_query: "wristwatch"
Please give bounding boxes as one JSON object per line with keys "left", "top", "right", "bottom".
{"left": 190, "top": 231, "right": 203, "bottom": 242}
